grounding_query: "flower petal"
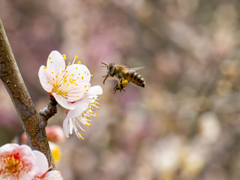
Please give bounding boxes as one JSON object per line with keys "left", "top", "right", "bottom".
{"left": 47, "top": 51, "right": 65, "bottom": 75}
{"left": 33, "top": 150, "right": 49, "bottom": 174}
{"left": 69, "top": 118, "right": 73, "bottom": 135}
{"left": 38, "top": 65, "right": 53, "bottom": 92}
{"left": 0, "top": 143, "right": 19, "bottom": 154}
{"left": 19, "top": 145, "right": 36, "bottom": 165}
{"left": 86, "top": 86, "right": 103, "bottom": 96}
{"left": 66, "top": 98, "right": 89, "bottom": 118}
{"left": 66, "top": 64, "right": 91, "bottom": 83}
{"left": 52, "top": 93, "right": 75, "bottom": 110}
{"left": 20, "top": 172, "right": 37, "bottom": 180}
{"left": 45, "top": 170, "right": 63, "bottom": 180}
{"left": 67, "top": 82, "right": 90, "bottom": 102}
{"left": 63, "top": 117, "right": 70, "bottom": 138}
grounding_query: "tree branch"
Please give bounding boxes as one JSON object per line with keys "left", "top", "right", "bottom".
{"left": 0, "top": 19, "right": 55, "bottom": 168}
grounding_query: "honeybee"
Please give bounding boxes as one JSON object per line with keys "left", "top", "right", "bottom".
{"left": 101, "top": 62, "right": 146, "bottom": 94}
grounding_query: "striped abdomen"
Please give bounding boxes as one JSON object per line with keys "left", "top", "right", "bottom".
{"left": 124, "top": 71, "right": 145, "bottom": 88}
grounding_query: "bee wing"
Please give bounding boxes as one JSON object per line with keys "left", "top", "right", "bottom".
{"left": 130, "top": 67, "right": 145, "bottom": 71}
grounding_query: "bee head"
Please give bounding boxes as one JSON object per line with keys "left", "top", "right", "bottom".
{"left": 101, "top": 62, "right": 115, "bottom": 76}
{"left": 108, "top": 63, "right": 115, "bottom": 76}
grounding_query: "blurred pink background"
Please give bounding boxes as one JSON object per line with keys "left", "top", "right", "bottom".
{"left": 1, "top": 0, "right": 240, "bottom": 180}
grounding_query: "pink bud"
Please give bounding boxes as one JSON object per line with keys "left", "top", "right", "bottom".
{"left": 46, "top": 125, "right": 66, "bottom": 143}
{"left": 21, "top": 132, "right": 28, "bottom": 144}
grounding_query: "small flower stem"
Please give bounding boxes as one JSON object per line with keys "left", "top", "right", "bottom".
{"left": 39, "top": 94, "right": 58, "bottom": 127}
{"left": 0, "top": 19, "right": 55, "bottom": 168}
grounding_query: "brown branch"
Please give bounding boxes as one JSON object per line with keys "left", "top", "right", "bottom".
{"left": 0, "top": 19, "right": 55, "bottom": 168}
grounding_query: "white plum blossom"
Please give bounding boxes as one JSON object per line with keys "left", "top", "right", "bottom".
{"left": 0, "top": 143, "right": 63, "bottom": 180}
{"left": 39, "top": 51, "right": 103, "bottom": 139}
{"left": 38, "top": 50, "right": 92, "bottom": 110}
{"left": 0, "top": 143, "right": 38, "bottom": 180}
{"left": 63, "top": 86, "right": 102, "bottom": 140}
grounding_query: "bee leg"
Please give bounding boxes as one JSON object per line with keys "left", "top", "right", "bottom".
{"left": 113, "top": 84, "right": 119, "bottom": 94}
{"left": 103, "top": 74, "right": 109, "bottom": 84}
{"left": 119, "top": 88, "right": 125, "bottom": 95}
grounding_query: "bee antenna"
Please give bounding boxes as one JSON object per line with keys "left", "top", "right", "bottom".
{"left": 101, "top": 62, "right": 108, "bottom": 68}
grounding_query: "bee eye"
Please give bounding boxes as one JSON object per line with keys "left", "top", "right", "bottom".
{"left": 109, "top": 65, "right": 114, "bottom": 71}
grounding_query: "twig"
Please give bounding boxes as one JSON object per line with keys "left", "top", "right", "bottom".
{"left": 0, "top": 19, "right": 55, "bottom": 168}
{"left": 39, "top": 94, "right": 58, "bottom": 127}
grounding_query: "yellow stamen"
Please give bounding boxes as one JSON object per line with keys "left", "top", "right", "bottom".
{"left": 75, "top": 55, "right": 78, "bottom": 59}
{"left": 44, "top": 67, "right": 47, "bottom": 69}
